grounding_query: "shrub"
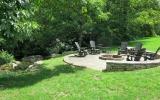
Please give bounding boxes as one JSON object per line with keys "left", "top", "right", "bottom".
{"left": 0, "top": 51, "right": 14, "bottom": 65}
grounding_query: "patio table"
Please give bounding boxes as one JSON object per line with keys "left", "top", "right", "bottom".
{"left": 127, "top": 47, "right": 134, "bottom": 50}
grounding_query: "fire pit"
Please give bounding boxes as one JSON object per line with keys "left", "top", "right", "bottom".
{"left": 99, "top": 54, "right": 124, "bottom": 61}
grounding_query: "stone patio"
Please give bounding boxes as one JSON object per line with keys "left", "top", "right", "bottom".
{"left": 64, "top": 54, "right": 106, "bottom": 71}
{"left": 64, "top": 53, "right": 160, "bottom": 71}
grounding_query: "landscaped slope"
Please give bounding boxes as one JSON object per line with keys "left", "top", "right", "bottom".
{"left": 0, "top": 37, "right": 160, "bottom": 100}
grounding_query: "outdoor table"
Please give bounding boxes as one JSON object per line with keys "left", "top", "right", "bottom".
{"left": 127, "top": 46, "right": 134, "bottom": 50}
{"left": 127, "top": 47, "right": 134, "bottom": 54}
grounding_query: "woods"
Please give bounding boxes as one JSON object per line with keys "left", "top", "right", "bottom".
{"left": 0, "top": 0, "right": 160, "bottom": 59}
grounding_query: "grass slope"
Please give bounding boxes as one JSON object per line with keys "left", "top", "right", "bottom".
{"left": 0, "top": 37, "right": 160, "bottom": 100}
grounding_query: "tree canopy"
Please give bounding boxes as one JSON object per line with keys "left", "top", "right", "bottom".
{"left": 0, "top": 0, "right": 160, "bottom": 58}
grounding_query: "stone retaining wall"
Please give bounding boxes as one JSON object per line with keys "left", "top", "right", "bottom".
{"left": 64, "top": 54, "right": 160, "bottom": 71}
{"left": 106, "top": 61, "right": 160, "bottom": 71}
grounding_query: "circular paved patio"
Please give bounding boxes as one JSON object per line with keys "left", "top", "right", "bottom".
{"left": 64, "top": 53, "right": 160, "bottom": 71}
{"left": 64, "top": 54, "right": 107, "bottom": 71}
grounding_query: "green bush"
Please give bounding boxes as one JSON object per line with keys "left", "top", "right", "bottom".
{"left": 0, "top": 51, "right": 14, "bottom": 65}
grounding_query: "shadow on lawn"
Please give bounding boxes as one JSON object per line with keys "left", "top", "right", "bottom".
{"left": 0, "top": 64, "right": 84, "bottom": 89}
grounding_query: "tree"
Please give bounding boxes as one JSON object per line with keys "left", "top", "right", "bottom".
{"left": 35, "top": 0, "right": 109, "bottom": 46}
{"left": 0, "top": 0, "right": 39, "bottom": 57}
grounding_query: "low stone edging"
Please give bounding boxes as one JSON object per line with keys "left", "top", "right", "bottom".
{"left": 64, "top": 54, "right": 160, "bottom": 72}
{"left": 106, "top": 60, "right": 160, "bottom": 71}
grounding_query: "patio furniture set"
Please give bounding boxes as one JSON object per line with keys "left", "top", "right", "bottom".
{"left": 75, "top": 41, "right": 101, "bottom": 57}
{"left": 75, "top": 41, "right": 160, "bottom": 61}
{"left": 118, "top": 42, "right": 160, "bottom": 61}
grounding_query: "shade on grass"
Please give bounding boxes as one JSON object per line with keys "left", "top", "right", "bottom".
{"left": 0, "top": 37, "right": 160, "bottom": 100}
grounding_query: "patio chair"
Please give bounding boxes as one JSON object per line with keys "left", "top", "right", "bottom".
{"left": 135, "top": 42, "right": 143, "bottom": 51}
{"left": 75, "top": 42, "right": 88, "bottom": 57}
{"left": 144, "top": 47, "right": 160, "bottom": 60}
{"left": 127, "top": 48, "right": 146, "bottom": 61}
{"left": 128, "top": 42, "right": 143, "bottom": 55}
{"left": 118, "top": 42, "right": 128, "bottom": 55}
{"left": 89, "top": 40, "right": 101, "bottom": 54}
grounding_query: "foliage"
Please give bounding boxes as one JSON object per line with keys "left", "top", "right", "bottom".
{"left": 103, "top": 0, "right": 160, "bottom": 44}
{"left": 34, "top": 0, "right": 160, "bottom": 47}
{"left": 0, "top": 51, "right": 14, "bottom": 65}
{"left": 0, "top": 0, "right": 160, "bottom": 58}
{"left": 0, "top": 0, "right": 39, "bottom": 58}
{"left": 35, "top": 0, "right": 109, "bottom": 45}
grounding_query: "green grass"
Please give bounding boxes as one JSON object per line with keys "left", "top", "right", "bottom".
{"left": 0, "top": 37, "right": 160, "bottom": 100}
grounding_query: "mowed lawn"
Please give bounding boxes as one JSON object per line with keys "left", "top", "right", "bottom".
{"left": 0, "top": 37, "right": 160, "bottom": 100}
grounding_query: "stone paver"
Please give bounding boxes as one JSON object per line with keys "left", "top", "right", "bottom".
{"left": 64, "top": 54, "right": 107, "bottom": 71}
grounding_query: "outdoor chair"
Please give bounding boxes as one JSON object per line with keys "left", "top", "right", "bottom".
{"left": 127, "top": 48, "right": 146, "bottom": 61}
{"left": 75, "top": 42, "right": 88, "bottom": 57}
{"left": 144, "top": 47, "right": 160, "bottom": 60}
{"left": 89, "top": 40, "right": 101, "bottom": 54}
{"left": 128, "top": 42, "right": 143, "bottom": 55}
{"left": 134, "top": 42, "right": 143, "bottom": 51}
{"left": 118, "top": 42, "right": 128, "bottom": 55}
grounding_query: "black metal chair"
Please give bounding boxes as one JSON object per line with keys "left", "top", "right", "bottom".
{"left": 89, "top": 40, "right": 100, "bottom": 54}
{"left": 127, "top": 48, "right": 146, "bottom": 61}
{"left": 127, "top": 43, "right": 146, "bottom": 61}
{"left": 134, "top": 42, "right": 143, "bottom": 51}
{"left": 75, "top": 42, "right": 88, "bottom": 57}
{"left": 118, "top": 42, "right": 128, "bottom": 55}
{"left": 128, "top": 42, "right": 143, "bottom": 55}
{"left": 144, "top": 47, "right": 160, "bottom": 60}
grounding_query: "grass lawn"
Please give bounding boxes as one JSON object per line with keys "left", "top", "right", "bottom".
{"left": 0, "top": 37, "right": 160, "bottom": 100}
